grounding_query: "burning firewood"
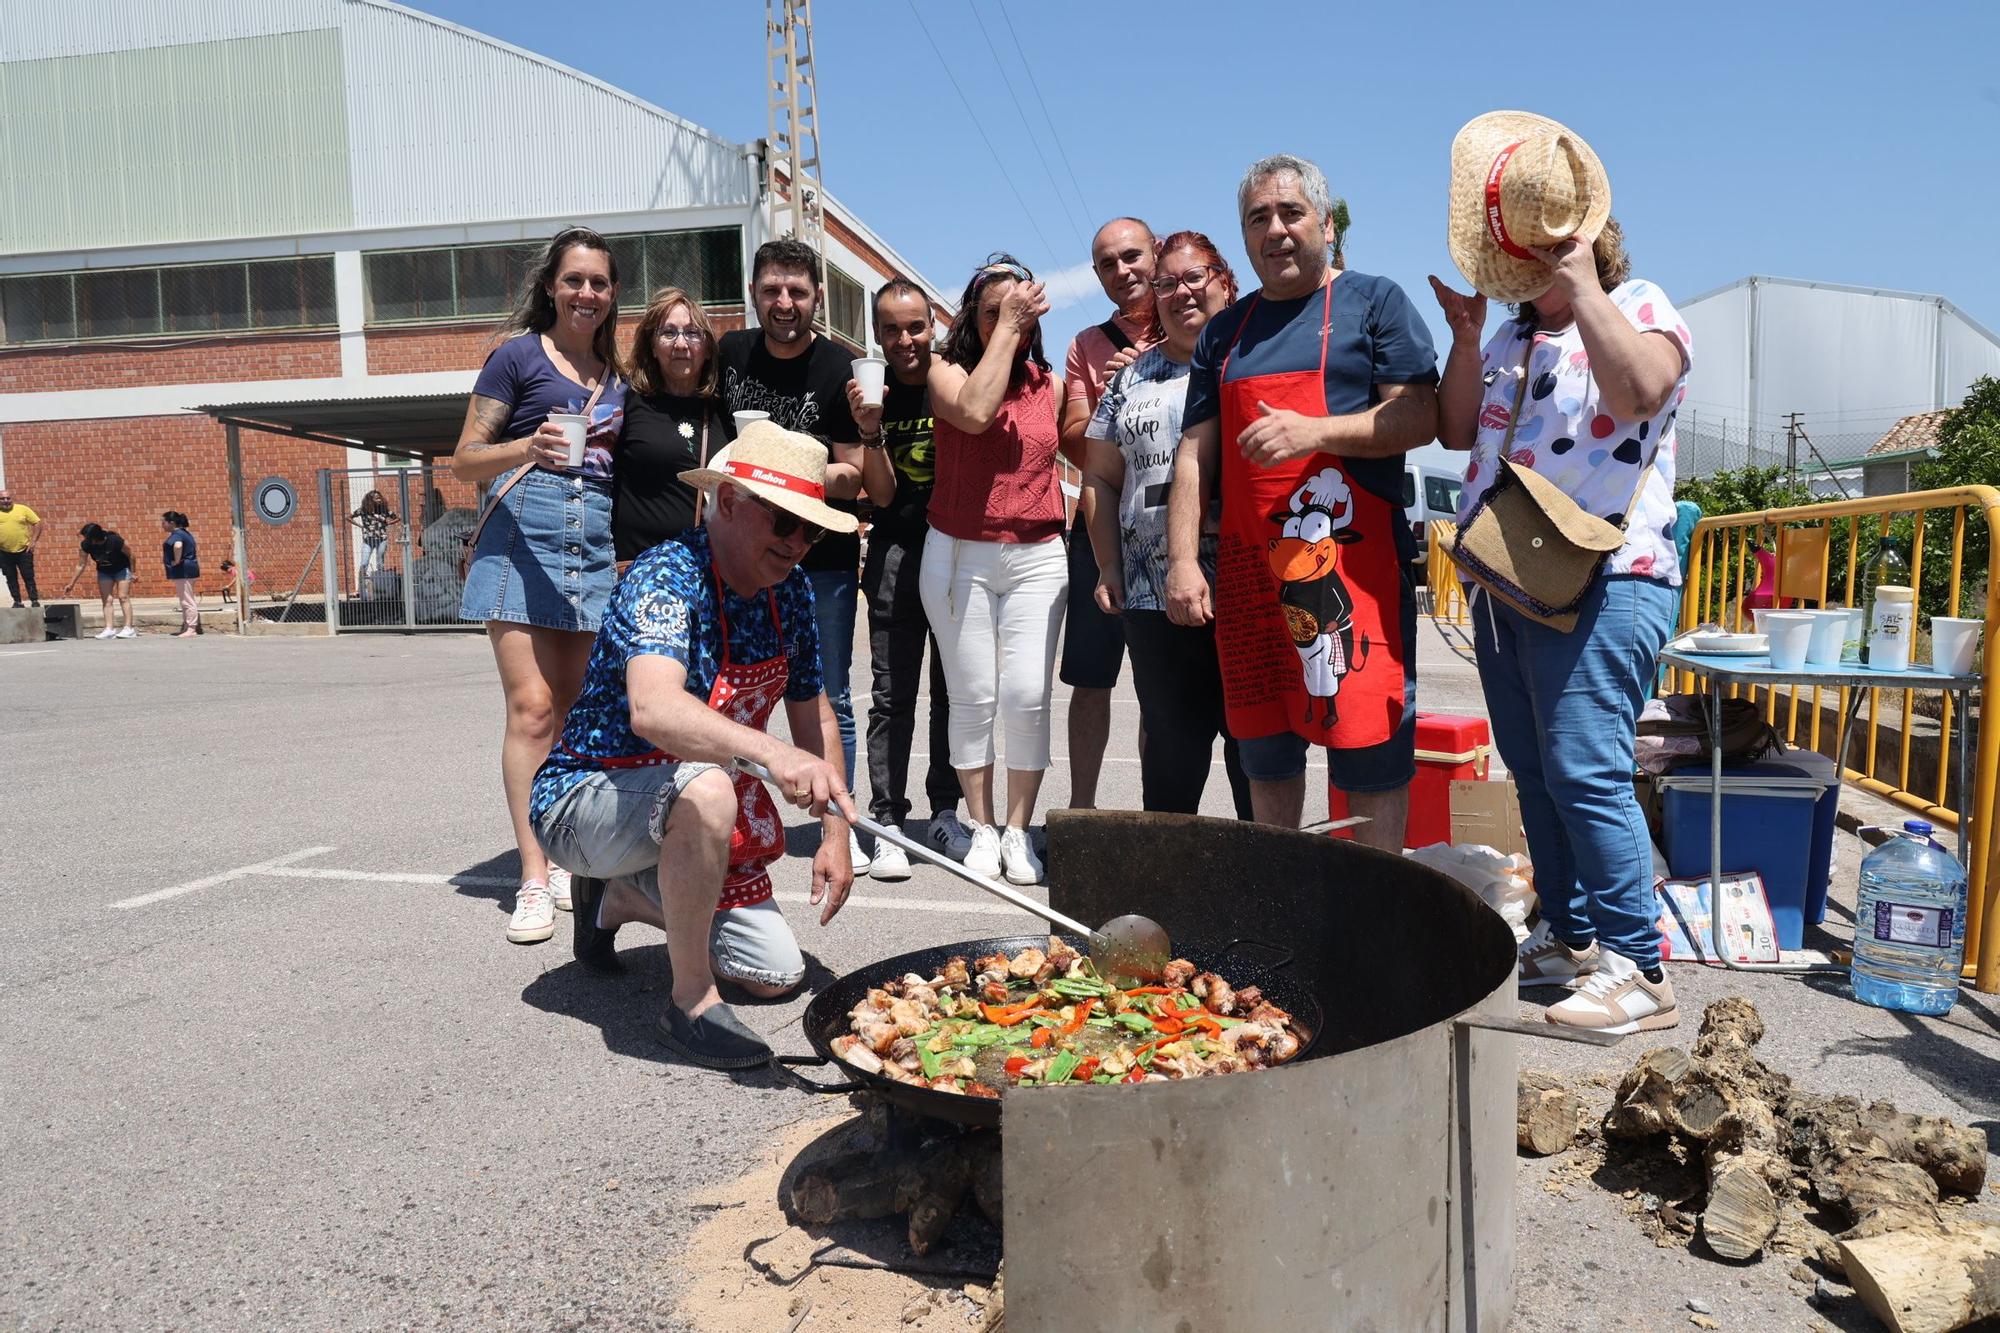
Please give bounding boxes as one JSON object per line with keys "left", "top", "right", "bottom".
{"left": 789, "top": 1150, "right": 909, "bottom": 1227}
{"left": 1516, "top": 1072, "right": 1580, "bottom": 1156}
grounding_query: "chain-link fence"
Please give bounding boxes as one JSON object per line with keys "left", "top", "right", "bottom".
{"left": 1676, "top": 409, "right": 1900, "bottom": 495}
{"left": 315, "top": 465, "right": 482, "bottom": 630}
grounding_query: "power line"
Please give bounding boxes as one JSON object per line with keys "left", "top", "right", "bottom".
{"left": 994, "top": 1, "right": 1095, "bottom": 225}
{"left": 966, "top": 2, "right": 1089, "bottom": 252}
{"left": 900, "top": 0, "right": 1089, "bottom": 307}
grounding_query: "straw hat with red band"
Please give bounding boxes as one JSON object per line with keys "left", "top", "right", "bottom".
{"left": 682, "top": 420, "right": 860, "bottom": 534}
{"left": 1447, "top": 110, "right": 1612, "bottom": 304}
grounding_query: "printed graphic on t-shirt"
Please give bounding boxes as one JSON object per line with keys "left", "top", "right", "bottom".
{"left": 1087, "top": 347, "right": 1192, "bottom": 612}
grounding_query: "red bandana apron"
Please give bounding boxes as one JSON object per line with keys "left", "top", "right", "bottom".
{"left": 574, "top": 573, "right": 791, "bottom": 910}
{"left": 1214, "top": 277, "right": 1404, "bottom": 747}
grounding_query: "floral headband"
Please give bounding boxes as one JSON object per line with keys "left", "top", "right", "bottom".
{"left": 974, "top": 260, "right": 1033, "bottom": 287}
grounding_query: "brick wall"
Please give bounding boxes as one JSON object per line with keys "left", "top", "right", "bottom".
{"left": 0, "top": 333, "right": 342, "bottom": 394}
{"left": 367, "top": 308, "right": 747, "bottom": 377}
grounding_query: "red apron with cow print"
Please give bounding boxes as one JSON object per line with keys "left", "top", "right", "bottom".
{"left": 1213, "top": 276, "right": 1405, "bottom": 748}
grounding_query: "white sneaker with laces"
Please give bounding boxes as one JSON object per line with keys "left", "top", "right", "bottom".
{"left": 547, "top": 865, "right": 572, "bottom": 912}
{"left": 115, "top": 626, "right": 137, "bottom": 639}
{"left": 94, "top": 627, "right": 118, "bottom": 640}
{"left": 868, "top": 826, "right": 911, "bottom": 881}
{"left": 848, "top": 827, "right": 873, "bottom": 874}
{"left": 925, "top": 809, "right": 973, "bottom": 863}
{"left": 999, "top": 826, "right": 1043, "bottom": 886}
{"left": 1517, "top": 919, "right": 1602, "bottom": 988}
{"left": 964, "top": 824, "right": 1002, "bottom": 878}
{"left": 1546, "top": 950, "right": 1679, "bottom": 1034}
{"left": 507, "top": 881, "right": 556, "bottom": 943}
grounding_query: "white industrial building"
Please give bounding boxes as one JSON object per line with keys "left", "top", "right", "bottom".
{"left": 0, "top": 0, "right": 938, "bottom": 626}
{"left": 1675, "top": 276, "right": 2000, "bottom": 490}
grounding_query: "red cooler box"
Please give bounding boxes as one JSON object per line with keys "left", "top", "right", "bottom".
{"left": 1328, "top": 712, "right": 1491, "bottom": 847}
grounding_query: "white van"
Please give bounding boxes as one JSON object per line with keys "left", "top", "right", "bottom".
{"left": 1401, "top": 443, "right": 1466, "bottom": 561}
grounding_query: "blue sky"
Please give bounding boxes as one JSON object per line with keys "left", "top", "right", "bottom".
{"left": 419, "top": 0, "right": 1999, "bottom": 382}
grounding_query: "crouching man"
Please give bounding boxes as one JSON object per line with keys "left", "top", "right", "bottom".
{"left": 530, "top": 423, "right": 860, "bottom": 1069}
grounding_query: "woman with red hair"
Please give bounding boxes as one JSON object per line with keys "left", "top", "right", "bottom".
{"left": 1081, "top": 231, "right": 1251, "bottom": 817}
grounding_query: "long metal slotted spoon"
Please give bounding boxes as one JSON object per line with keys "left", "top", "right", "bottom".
{"left": 731, "top": 756, "right": 1173, "bottom": 982}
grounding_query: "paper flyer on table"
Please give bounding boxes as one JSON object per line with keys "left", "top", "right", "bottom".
{"left": 1656, "top": 872, "right": 1780, "bottom": 964}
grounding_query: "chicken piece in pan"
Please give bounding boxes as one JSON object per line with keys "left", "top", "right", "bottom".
{"left": 938, "top": 956, "right": 972, "bottom": 990}
{"left": 1190, "top": 972, "right": 1236, "bottom": 1015}
{"left": 1161, "top": 958, "right": 1197, "bottom": 988}
{"left": 1007, "top": 947, "right": 1047, "bottom": 980}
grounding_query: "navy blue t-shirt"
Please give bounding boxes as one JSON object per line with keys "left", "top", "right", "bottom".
{"left": 1185, "top": 270, "right": 1438, "bottom": 520}
{"left": 471, "top": 333, "right": 627, "bottom": 481}
{"left": 162, "top": 528, "right": 199, "bottom": 579}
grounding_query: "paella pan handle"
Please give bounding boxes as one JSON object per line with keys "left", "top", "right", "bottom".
{"left": 769, "top": 1053, "right": 868, "bottom": 1094}
{"left": 1217, "top": 937, "right": 1296, "bottom": 971}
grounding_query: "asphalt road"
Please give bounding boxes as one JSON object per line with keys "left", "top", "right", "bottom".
{"left": 3, "top": 620, "right": 1994, "bottom": 1331}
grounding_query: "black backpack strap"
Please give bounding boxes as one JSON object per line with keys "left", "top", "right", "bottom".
{"left": 1096, "top": 317, "right": 1134, "bottom": 353}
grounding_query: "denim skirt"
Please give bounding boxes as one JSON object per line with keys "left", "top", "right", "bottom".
{"left": 459, "top": 466, "right": 615, "bottom": 632}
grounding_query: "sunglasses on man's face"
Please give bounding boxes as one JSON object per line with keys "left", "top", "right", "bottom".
{"left": 747, "top": 492, "right": 827, "bottom": 546}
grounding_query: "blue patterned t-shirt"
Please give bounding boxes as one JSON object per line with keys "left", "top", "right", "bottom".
{"left": 529, "top": 527, "right": 823, "bottom": 815}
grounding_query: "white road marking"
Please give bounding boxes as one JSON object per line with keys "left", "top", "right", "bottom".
{"left": 111, "top": 845, "right": 337, "bottom": 910}
{"left": 252, "top": 863, "right": 1040, "bottom": 916}
{"left": 0, "top": 649, "right": 55, "bottom": 657}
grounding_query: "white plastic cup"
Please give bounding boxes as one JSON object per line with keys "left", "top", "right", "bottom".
{"left": 1803, "top": 608, "right": 1851, "bottom": 666}
{"left": 851, "top": 356, "right": 887, "bottom": 408}
{"left": 732, "top": 410, "right": 770, "bottom": 434}
{"left": 546, "top": 413, "right": 588, "bottom": 469}
{"left": 1764, "top": 611, "right": 1815, "bottom": 672}
{"left": 1750, "top": 607, "right": 1774, "bottom": 635}
{"left": 1930, "top": 616, "right": 1982, "bottom": 677}
{"left": 1841, "top": 605, "right": 1865, "bottom": 663}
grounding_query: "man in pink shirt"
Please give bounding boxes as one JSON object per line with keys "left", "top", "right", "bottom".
{"left": 1057, "top": 217, "right": 1158, "bottom": 808}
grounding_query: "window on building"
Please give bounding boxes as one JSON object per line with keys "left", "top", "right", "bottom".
{"left": 822, "top": 265, "right": 866, "bottom": 350}
{"left": 0, "top": 257, "right": 335, "bottom": 346}
{"left": 363, "top": 228, "right": 742, "bottom": 327}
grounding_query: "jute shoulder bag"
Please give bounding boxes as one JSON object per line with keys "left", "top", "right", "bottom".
{"left": 459, "top": 371, "right": 614, "bottom": 579}
{"left": 1451, "top": 342, "right": 1656, "bottom": 632}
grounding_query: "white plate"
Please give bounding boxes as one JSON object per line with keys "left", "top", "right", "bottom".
{"left": 1687, "top": 632, "right": 1769, "bottom": 655}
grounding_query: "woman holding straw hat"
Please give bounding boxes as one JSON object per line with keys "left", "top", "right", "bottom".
{"left": 1431, "top": 111, "right": 1693, "bottom": 1035}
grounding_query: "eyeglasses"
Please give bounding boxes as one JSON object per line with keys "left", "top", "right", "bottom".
{"left": 655, "top": 328, "right": 706, "bottom": 343}
{"left": 747, "top": 492, "right": 828, "bottom": 546}
{"left": 1149, "top": 266, "right": 1218, "bottom": 295}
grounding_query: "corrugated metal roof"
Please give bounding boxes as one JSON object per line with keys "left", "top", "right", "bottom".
{"left": 1, "top": 0, "right": 751, "bottom": 256}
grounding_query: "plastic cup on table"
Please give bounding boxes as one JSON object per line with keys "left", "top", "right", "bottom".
{"left": 1803, "top": 608, "right": 1850, "bottom": 666}
{"left": 1763, "top": 612, "right": 1815, "bottom": 672}
{"left": 732, "top": 410, "right": 770, "bottom": 435}
{"left": 1930, "top": 616, "right": 1982, "bottom": 677}
{"left": 1750, "top": 607, "right": 1774, "bottom": 635}
{"left": 546, "top": 414, "right": 588, "bottom": 469}
{"left": 851, "top": 356, "right": 887, "bottom": 408}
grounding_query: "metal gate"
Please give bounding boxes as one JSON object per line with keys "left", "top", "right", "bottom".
{"left": 314, "top": 464, "right": 484, "bottom": 631}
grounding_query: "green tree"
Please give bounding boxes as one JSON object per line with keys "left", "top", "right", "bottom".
{"left": 1673, "top": 464, "right": 1814, "bottom": 516}
{"left": 1897, "top": 374, "right": 2000, "bottom": 614}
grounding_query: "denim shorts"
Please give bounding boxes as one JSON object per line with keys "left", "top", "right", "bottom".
{"left": 1236, "top": 564, "right": 1419, "bottom": 793}
{"left": 532, "top": 763, "right": 806, "bottom": 990}
{"left": 1058, "top": 515, "right": 1126, "bottom": 689}
{"left": 459, "top": 466, "right": 615, "bottom": 632}
{"left": 97, "top": 568, "right": 133, "bottom": 592}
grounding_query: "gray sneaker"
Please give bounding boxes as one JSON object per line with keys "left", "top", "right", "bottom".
{"left": 925, "top": 809, "right": 974, "bottom": 863}
{"left": 1517, "top": 922, "right": 1600, "bottom": 988}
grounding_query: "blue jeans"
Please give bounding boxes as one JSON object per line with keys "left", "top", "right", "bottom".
{"left": 807, "top": 568, "right": 859, "bottom": 789}
{"left": 1473, "top": 575, "right": 1678, "bottom": 969}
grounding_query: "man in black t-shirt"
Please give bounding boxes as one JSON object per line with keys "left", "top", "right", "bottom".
{"left": 848, "top": 278, "right": 970, "bottom": 878}
{"left": 718, "top": 239, "right": 870, "bottom": 868}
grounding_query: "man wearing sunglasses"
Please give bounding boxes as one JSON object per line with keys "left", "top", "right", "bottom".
{"left": 529, "top": 423, "right": 862, "bottom": 1070}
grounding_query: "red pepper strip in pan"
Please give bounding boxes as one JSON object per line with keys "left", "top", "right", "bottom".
{"left": 980, "top": 997, "right": 1043, "bottom": 1026}
{"left": 1122, "top": 1066, "right": 1148, "bottom": 1083}
{"left": 1029, "top": 1027, "right": 1055, "bottom": 1049}
{"left": 1122, "top": 986, "right": 1176, "bottom": 996}
{"left": 1072, "top": 1057, "right": 1101, "bottom": 1082}
{"left": 1151, "top": 1014, "right": 1186, "bottom": 1037}
{"left": 1059, "top": 999, "right": 1097, "bottom": 1034}
{"left": 1004, "top": 1054, "right": 1030, "bottom": 1076}
{"left": 1185, "top": 1013, "right": 1225, "bottom": 1037}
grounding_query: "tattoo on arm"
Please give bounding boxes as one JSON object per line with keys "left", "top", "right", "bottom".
{"left": 458, "top": 396, "right": 514, "bottom": 454}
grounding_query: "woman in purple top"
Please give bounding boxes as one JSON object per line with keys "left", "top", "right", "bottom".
{"left": 452, "top": 226, "right": 628, "bottom": 945}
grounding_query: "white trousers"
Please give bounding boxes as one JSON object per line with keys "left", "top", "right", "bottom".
{"left": 918, "top": 532, "right": 1068, "bottom": 772}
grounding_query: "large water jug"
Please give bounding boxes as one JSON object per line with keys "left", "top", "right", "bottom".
{"left": 1850, "top": 820, "right": 1967, "bottom": 1015}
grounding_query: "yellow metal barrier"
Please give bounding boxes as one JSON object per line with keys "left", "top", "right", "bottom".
{"left": 1673, "top": 487, "right": 2000, "bottom": 994}
{"left": 1426, "top": 520, "right": 1469, "bottom": 625}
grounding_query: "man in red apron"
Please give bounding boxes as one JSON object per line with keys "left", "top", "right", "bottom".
{"left": 530, "top": 423, "right": 860, "bottom": 1070}
{"left": 1165, "top": 153, "right": 1439, "bottom": 850}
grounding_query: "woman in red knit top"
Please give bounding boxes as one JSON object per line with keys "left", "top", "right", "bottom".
{"left": 921, "top": 255, "right": 1069, "bottom": 886}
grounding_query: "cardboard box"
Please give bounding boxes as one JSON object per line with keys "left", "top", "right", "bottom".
{"left": 1449, "top": 778, "right": 1528, "bottom": 857}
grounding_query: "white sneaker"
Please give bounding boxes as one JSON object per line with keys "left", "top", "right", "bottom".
{"left": 506, "top": 881, "right": 556, "bottom": 943}
{"left": 926, "top": 809, "right": 974, "bottom": 863}
{"left": 1546, "top": 950, "right": 1679, "bottom": 1034}
{"left": 115, "top": 626, "right": 137, "bottom": 638}
{"left": 1517, "top": 920, "right": 1602, "bottom": 988}
{"left": 964, "top": 824, "right": 1002, "bottom": 878}
{"left": 547, "top": 865, "right": 572, "bottom": 913}
{"left": 869, "top": 826, "right": 912, "bottom": 881}
{"left": 94, "top": 627, "right": 117, "bottom": 639}
{"left": 848, "top": 827, "right": 873, "bottom": 874}
{"left": 1000, "top": 827, "right": 1043, "bottom": 886}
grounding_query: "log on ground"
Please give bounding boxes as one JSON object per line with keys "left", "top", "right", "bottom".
{"left": 1840, "top": 1221, "right": 2000, "bottom": 1333}
{"left": 1517, "top": 1072, "right": 1581, "bottom": 1155}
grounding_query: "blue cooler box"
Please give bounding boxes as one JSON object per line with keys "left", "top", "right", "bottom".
{"left": 1658, "top": 751, "right": 1837, "bottom": 951}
